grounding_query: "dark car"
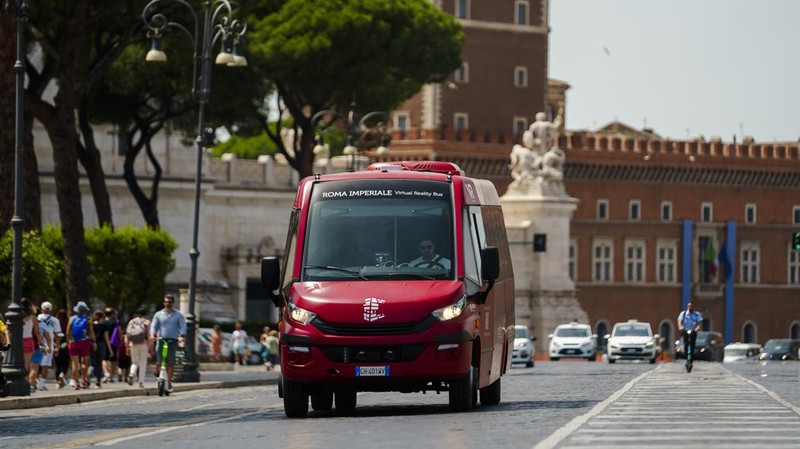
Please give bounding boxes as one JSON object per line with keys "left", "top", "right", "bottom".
{"left": 758, "top": 339, "right": 800, "bottom": 361}
{"left": 674, "top": 331, "right": 724, "bottom": 362}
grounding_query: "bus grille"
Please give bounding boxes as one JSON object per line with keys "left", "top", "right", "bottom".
{"left": 319, "top": 344, "right": 427, "bottom": 363}
{"left": 311, "top": 316, "right": 437, "bottom": 336}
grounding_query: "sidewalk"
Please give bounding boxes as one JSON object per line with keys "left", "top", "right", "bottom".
{"left": 0, "top": 363, "right": 281, "bottom": 411}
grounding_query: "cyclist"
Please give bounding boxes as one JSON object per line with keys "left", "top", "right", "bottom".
{"left": 677, "top": 301, "right": 703, "bottom": 372}
{"left": 150, "top": 294, "right": 186, "bottom": 392}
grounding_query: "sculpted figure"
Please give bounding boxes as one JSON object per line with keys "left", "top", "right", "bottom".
{"left": 507, "top": 105, "right": 567, "bottom": 195}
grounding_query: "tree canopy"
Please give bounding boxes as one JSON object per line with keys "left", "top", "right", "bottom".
{"left": 248, "top": 0, "right": 463, "bottom": 177}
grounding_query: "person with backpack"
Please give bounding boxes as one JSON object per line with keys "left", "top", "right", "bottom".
{"left": 126, "top": 307, "right": 151, "bottom": 388}
{"left": 66, "top": 301, "right": 97, "bottom": 390}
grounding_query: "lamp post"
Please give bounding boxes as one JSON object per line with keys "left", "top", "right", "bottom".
{"left": 1, "top": 0, "right": 30, "bottom": 397}
{"left": 311, "top": 100, "right": 391, "bottom": 173}
{"left": 142, "top": 0, "right": 246, "bottom": 382}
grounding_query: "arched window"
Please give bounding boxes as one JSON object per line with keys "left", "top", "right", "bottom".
{"left": 791, "top": 322, "right": 800, "bottom": 340}
{"left": 595, "top": 320, "right": 610, "bottom": 351}
{"left": 743, "top": 321, "right": 756, "bottom": 344}
{"left": 659, "top": 320, "right": 674, "bottom": 353}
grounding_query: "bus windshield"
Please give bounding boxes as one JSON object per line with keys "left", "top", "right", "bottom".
{"left": 302, "top": 179, "right": 454, "bottom": 281}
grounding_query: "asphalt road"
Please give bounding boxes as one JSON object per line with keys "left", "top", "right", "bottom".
{"left": 2, "top": 360, "right": 798, "bottom": 449}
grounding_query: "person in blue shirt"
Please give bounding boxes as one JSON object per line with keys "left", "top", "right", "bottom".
{"left": 150, "top": 294, "right": 186, "bottom": 392}
{"left": 677, "top": 301, "right": 703, "bottom": 367}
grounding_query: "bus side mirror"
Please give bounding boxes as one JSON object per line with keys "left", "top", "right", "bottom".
{"left": 481, "top": 246, "right": 500, "bottom": 281}
{"left": 261, "top": 257, "right": 282, "bottom": 307}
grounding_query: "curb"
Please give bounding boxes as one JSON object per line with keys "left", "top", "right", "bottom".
{"left": 0, "top": 377, "right": 279, "bottom": 411}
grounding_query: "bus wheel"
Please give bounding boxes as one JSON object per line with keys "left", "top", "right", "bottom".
{"left": 449, "top": 366, "right": 477, "bottom": 412}
{"left": 311, "top": 392, "right": 333, "bottom": 411}
{"left": 283, "top": 377, "right": 309, "bottom": 418}
{"left": 480, "top": 377, "right": 501, "bottom": 406}
{"left": 335, "top": 389, "right": 357, "bottom": 412}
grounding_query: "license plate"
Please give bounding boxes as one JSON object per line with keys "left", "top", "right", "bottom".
{"left": 356, "top": 366, "right": 390, "bottom": 377}
{"left": 566, "top": 349, "right": 577, "bottom": 354}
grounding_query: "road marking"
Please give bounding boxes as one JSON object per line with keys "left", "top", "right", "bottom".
{"left": 531, "top": 364, "right": 659, "bottom": 449}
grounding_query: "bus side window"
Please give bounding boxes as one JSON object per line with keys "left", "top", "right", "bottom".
{"left": 463, "top": 207, "right": 485, "bottom": 290}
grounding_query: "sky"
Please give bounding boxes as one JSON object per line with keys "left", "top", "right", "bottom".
{"left": 548, "top": 0, "right": 800, "bottom": 143}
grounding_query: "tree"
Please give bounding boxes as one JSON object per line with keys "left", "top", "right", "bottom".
{"left": 84, "top": 225, "right": 177, "bottom": 316}
{"left": 22, "top": 1, "right": 147, "bottom": 304}
{"left": 248, "top": 0, "right": 463, "bottom": 178}
{"left": 0, "top": 228, "right": 60, "bottom": 304}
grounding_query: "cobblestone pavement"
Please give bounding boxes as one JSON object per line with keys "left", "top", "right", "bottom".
{"left": 0, "top": 363, "right": 280, "bottom": 410}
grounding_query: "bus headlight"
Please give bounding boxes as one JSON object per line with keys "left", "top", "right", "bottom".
{"left": 288, "top": 302, "right": 316, "bottom": 325}
{"left": 432, "top": 295, "right": 467, "bottom": 321}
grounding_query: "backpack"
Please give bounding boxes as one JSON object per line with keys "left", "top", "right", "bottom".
{"left": 71, "top": 315, "right": 89, "bottom": 341}
{"left": 127, "top": 318, "right": 147, "bottom": 343}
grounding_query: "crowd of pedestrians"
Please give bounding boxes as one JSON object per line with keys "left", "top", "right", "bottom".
{"left": 0, "top": 295, "right": 279, "bottom": 395}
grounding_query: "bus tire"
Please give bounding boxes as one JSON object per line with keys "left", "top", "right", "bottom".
{"left": 283, "top": 377, "right": 309, "bottom": 418}
{"left": 335, "top": 389, "right": 357, "bottom": 412}
{"left": 311, "top": 392, "right": 333, "bottom": 411}
{"left": 479, "top": 377, "right": 501, "bottom": 406}
{"left": 449, "top": 366, "right": 476, "bottom": 412}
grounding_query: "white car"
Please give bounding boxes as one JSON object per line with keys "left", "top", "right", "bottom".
{"left": 605, "top": 320, "right": 659, "bottom": 364}
{"left": 723, "top": 342, "right": 761, "bottom": 362}
{"left": 548, "top": 322, "right": 597, "bottom": 361}
{"left": 512, "top": 325, "right": 536, "bottom": 367}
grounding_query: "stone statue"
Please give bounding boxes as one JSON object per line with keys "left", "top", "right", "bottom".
{"left": 507, "top": 106, "right": 566, "bottom": 196}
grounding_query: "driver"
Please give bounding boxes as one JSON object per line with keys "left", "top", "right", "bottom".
{"left": 408, "top": 239, "right": 451, "bottom": 269}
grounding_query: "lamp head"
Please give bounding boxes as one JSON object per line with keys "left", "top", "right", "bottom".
{"left": 145, "top": 37, "right": 167, "bottom": 62}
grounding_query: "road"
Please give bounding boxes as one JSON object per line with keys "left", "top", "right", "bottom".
{"left": 2, "top": 360, "right": 799, "bottom": 449}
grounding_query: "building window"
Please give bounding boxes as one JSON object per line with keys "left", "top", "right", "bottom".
{"left": 515, "top": 1, "right": 529, "bottom": 25}
{"left": 592, "top": 238, "right": 613, "bottom": 282}
{"left": 393, "top": 112, "right": 409, "bottom": 131}
{"left": 742, "top": 321, "right": 756, "bottom": 344}
{"left": 513, "top": 117, "right": 527, "bottom": 139}
{"left": 701, "top": 202, "right": 713, "bottom": 222}
{"left": 629, "top": 200, "right": 641, "bottom": 221}
{"left": 455, "top": 0, "right": 469, "bottom": 19}
{"left": 656, "top": 240, "right": 677, "bottom": 283}
{"left": 661, "top": 201, "right": 672, "bottom": 222}
{"left": 698, "top": 236, "right": 718, "bottom": 283}
{"left": 597, "top": 199, "right": 609, "bottom": 220}
{"left": 568, "top": 238, "right": 577, "bottom": 281}
{"left": 595, "top": 320, "right": 610, "bottom": 351}
{"left": 454, "top": 113, "right": 469, "bottom": 132}
{"left": 792, "top": 322, "right": 800, "bottom": 340}
{"left": 455, "top": 62, "right": 469, "bottom": 84}
{"left": 514, "top": 66, "right": 528, "bottom": 88}
{"left": 741, "top": 242, "right": 759, "bottom": 284}
{"left": 789, "top": 247, "right": 800, "bottom": 284}
{"left": 793, "top": 206, "right": 800, "bottom": 224}
{"left": 625, "top": 239, "right": 645, "bottom": 283}
{"left": 745, "top": 203, "right": 756, "bottom": 224}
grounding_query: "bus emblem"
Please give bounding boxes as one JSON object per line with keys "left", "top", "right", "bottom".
{"left": 363, "top": 297, "right": 386, "bottom": 322}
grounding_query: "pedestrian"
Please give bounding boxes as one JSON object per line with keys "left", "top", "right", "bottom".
{"left": 231, "top": 321, "right": 248, "bottom": 366}
{"left": 210, "top": 324, "right": 223, "bottom": 363}
{"left": 117, "top": 327, "right": 131, "bottom": 383}
{"left": 259, "top": 326, "right": 270, "bottom": 367}
{"left": 150, "top": 294, "right": 186, "bottom": 393}
{"left": 90, "top": 310, "right": 107, "bottom": 388}
{"left": 101, "top": 307, "right": 122, "bottom": 383}
{"left": 265, "top": 330, "right": 279, "bottom": 371}
{"left": 126, "top": 307, "right": 151, "bottom": 388}
{"left": 54, "top": 308, "right": 71, "bottom": 388}
{"left": 66, "top": 301, "right": 96, "bottom": 390}
{"left": 0, "top": 311, "right": 9, "bottom": 386}
{"left": 36, "top": 301, "right": 61, "bottom": 391}
{"left": 22, "top": 299, "right": 50, "bottom": 393}
{"left": 21, "top": 297, "right": 45, "bottom": 371}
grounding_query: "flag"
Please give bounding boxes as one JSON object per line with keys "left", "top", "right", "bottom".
{"left": 705, "top": 240, "right": 718, "bottom": 277}
{"left": 718, "top": 234, "right": 732, "bottom": 278}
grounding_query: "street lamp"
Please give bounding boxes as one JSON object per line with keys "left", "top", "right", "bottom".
{"left": 142, "top": 0, "right": 246, "bottom": 382}
{"left": 1, "top": 0, "right": 31, "bottom": 397}
{"left": 311, "top": 100, "right": 391, "bottom": 172}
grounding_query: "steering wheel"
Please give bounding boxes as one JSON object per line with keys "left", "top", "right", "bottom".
{"left": 427, "top": 262, "right": 446, "bottom": 269}
{"left": 397, "top": 263, "right": 409, "bottom": 268}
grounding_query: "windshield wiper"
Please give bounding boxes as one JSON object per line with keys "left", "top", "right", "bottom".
{"left": 362, "top": 272, "right": 436, "bottom": 280}
{"left": 303, "top": 264, "right": 367, "bottom": 280}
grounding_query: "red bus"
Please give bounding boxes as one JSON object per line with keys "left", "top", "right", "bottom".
{"left": 261, "top": 161, "right": 515, "bottom": 418}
